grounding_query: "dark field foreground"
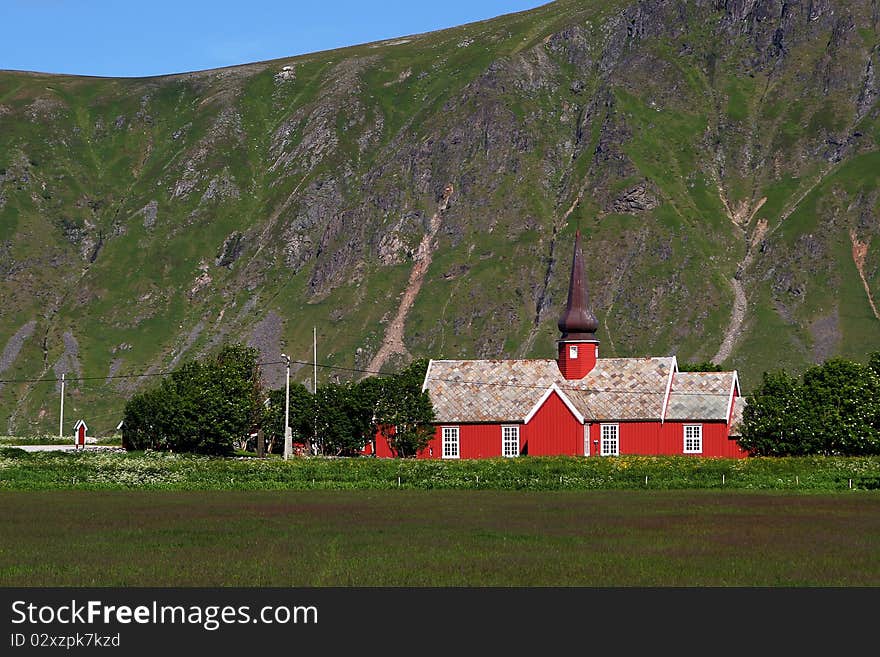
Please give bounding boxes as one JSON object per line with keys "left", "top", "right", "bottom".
{"left": 1, "top": 490, "right": 878, "bottom": 586}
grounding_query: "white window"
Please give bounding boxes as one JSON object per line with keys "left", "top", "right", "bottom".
{"left": 569, "top": 345, "right": 578, "bottom": 359}
{"left": 684, "top": 425, "right": 702, "bottom": 454}
{"left": 442, "top": 426, "right": 460, "bottom": 459}
{"left": 600, "top": 424, "right": 619, "bottom": 456}
{"left": 502, "top": 425, "right": 520, "bottom": 457}
{"left": 584, "top": 424, "right": 591, "bottom": 456}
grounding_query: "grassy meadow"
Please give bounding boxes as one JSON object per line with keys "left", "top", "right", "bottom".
{"left": 1, "top": 451, "right": 877, "bottom": 586}
{"left": 0, "top": 449, "right": 878, "bottom": 491}
{"left": 1, "top": 489, "right": 878, "bottom": 586}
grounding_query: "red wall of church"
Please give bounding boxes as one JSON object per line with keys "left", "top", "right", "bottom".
{"left": 585, "top": 421, "right": 746, "bottom": 458}
{"left": 521, "top": 391, "right": 583, "bottom": 456}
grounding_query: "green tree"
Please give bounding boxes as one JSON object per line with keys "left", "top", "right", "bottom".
{"left": 739, "top": 370, "right": 810, "bottom": 456}
{"left": 740, "top": 357, "right": 880, "bottom": 456}
{"left": 262, "top": 383, "right": 315, "bottom": 454}
{"left": 800, "top": 358, "right": 880, "bottom": 455}
{"left": 122, "top": 343, "right": 263, "bottom": 455}
{"left": 314, "top": 381, "right": 363, "bottom": 456}
{"left": 121, "top": 385, "right": 172, "bottom": 451}
{"left": 374, "top": 358, "right": 435, "bottom": 457}
{"left": 350, "top": 375, "right": 390, "bottom": 453}
{"left": 678, "top": 361, "right": 723, "bottom": 372}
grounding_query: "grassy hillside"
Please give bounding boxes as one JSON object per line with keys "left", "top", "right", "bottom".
{"left": 0, "top": 0, "right": 878, "bottom": 434}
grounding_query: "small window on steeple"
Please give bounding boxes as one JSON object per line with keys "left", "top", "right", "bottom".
{"left": 569, "top": 345, "right": 578, "bottom": 359}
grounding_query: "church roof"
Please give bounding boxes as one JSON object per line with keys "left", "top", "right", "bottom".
{"left": 424, "top": 357, "right": 738, "bottom": 424}
{"left": 422, "top": 359, "right": 562, "bottom": 424}
{"left": 665, "top": 371, "right": 739, "bottom": 421}
{"left": 423, "top": 356, "right": 736, "bottom": 423}
{"left": 564, "top": 357, "right": 674, "bottom": 420}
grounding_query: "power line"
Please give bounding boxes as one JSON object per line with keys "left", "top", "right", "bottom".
{"left": 0, "top": 358, "right": 733, "bottom": 396}
{"left": 287, "top": 359, "right": 731, "bottom": 396}
{"left": 0, "top": 359, "right": 288, "bottom": 384}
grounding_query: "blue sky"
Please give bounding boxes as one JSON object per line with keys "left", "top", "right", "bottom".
{"left": 2, "top": 1, "right": 549, "bottom": 78}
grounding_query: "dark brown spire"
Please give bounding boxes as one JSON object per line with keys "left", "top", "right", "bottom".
{"left": 557, "top": 229, "right": 599, "bottom": 340}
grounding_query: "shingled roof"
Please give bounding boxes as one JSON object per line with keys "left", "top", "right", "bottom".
{"left": 566, "top": 357, "right": 674, "bottom": 420}
{"left": 422, "top": 359, "right": 562, "bottom": 424}
{"left": 665, "top": 371, "right": 738, "bottom": 421}
{"left": 424, "top": 357, "right": 739, "bottom": 425}
{"left": 424, "top": 356, "right": 690, "bottom": 423}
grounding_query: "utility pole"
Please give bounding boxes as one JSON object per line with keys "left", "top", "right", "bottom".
{"left": 281, "top": 354, "right": 291, "bottom": 460}
{"left": 59, "top": 373, "right": 65, "bottom": 440}
{"left": 313, "top": 327, "right": 318, "bottom": 456}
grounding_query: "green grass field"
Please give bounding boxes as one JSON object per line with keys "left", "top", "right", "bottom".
{"left": 1, "top": 450, "right": 878, "bottom": 491}
{"left": 1, "top": 490, "right": 878, "bottom": 586}
{"left": 2, "top": 453, "right": 877, "bottom": 586}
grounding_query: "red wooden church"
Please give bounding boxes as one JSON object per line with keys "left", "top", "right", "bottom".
{"left": 373, "top": 230, "right": 746, "bottom": 459}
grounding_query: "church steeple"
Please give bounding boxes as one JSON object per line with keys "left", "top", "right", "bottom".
{"left": 557, "top": 229, "right": 599, "bottom": 340}
{"left": 556, "top": 229, "right": 599, "bottom": 380}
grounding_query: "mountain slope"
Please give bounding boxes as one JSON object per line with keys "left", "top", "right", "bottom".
{"left": 1, "top": 0, "right": 878, "bottom": 435}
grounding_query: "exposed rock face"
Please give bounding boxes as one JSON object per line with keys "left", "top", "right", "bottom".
{"left": 810, "top": 309, "right": 841, "bottom": 363}
{"left": 170, "top": 107, "right": 245, "bottom": 199}
{"left": 611, "top": 183, "right": 660, "bottom": 213}
{"left": 857, "top": 46, "right": 879, "bottom": 121}
{"left": 188, "top": 264, "right": 212, "bottom": 299}
{"left": 216, "top": 232, "right": 244, "bottom": 268}
{"left": 274, "top": 64, "right": 296, "bottom": 83}
{"left": 141, "top": 200, "right": 158, "bottom": 229}
{"left": 200, "top": 172, "right": 240, "bottom": 204}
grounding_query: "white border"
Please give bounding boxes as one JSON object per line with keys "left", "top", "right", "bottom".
{"left": 522, "top": 384, "right": 585, "bottom": 424}
{"left": 660, "top": 356, "right": 678, "bottom": 424}
{"left": 501, "top": 425, "right": 520, "bottom": 457}
{"left": 683, "top": 424, "right": 703, "bottom": 453}
{"left": 600, "top": 423, "right": 619, "bottom": 456}
{"left": 420, "top": 359, "right": 435, "bottom": 393}
{"left": 726, "top": 370, "right": 740, "bottom": 424}
{"left": 441, "top": 425, "right": 459, "bottom": 459}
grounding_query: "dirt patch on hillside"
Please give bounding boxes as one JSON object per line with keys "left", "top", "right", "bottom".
{"left": 850, "top": 228, "right": 880, "bottom": 321}
{"left": 366, "top": 184, "right": 453, "bottom": 374}
{"left": 712, "top": 218, "right": 768, "bottom": 364}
